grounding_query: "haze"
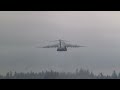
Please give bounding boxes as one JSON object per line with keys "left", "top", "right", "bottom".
{"left": 0, "top": 11, "right": 120, "bottom": 75}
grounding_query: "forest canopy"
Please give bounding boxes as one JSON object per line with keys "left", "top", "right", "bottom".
{"left": 0, "top": 68, "right": 119, "bottom": 79}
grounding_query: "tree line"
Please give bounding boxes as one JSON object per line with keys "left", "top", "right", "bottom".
{"left": 0, "top": 68, "right": 119, "bottom": 79}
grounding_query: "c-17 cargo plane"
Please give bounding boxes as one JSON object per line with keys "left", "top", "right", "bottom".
{"left": 37, "top": 39, "right": 86, "bottom": 51}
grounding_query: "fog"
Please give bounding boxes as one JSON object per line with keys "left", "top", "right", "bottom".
{"left": 0, "top": 11, "right": 120, "bottom": 75}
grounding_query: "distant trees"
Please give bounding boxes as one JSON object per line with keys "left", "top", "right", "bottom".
{"left": 75, "top": 68, "right": 95, "bottom": 79}
{"left": 43, "top": 70, "right": 59, "bottom": 79}
{"left": 111, "top": 70, "right": 118, "bottom": 79}
{"left": 0, "top": 75, "right": 3, "bottom": 79}
{"left": 0, "top": 69, "right": 120, "bottom": 79}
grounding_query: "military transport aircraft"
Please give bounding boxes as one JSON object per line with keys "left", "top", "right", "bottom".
{"left": 37, "top": 39, "right": 86, "bottom": 51}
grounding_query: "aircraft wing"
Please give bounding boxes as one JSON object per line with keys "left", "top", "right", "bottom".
{"left": 65, "top": 44, "right": 85, "bottom": 48}
{"left": 37, "top": 44, "right": 58, "bottom": 48}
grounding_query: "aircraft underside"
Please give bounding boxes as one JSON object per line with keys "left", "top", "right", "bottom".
{"left": 57, "top": 48, "right": 67, "bottom": 51}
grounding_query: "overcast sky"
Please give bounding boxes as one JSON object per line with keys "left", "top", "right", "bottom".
{"left": 0, "top": 11, "right": 120, "bottom": 75}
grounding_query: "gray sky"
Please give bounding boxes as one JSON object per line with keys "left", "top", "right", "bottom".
{"left": 0, "top": 11, "right": 120, "bottom": 75}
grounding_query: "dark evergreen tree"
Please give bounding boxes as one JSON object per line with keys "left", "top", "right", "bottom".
{"left": 112, "top": 70, "right": 117, "bottom": 79}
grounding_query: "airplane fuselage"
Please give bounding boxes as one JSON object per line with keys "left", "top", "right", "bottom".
{"left": 57, "top": 40, "right": 67, "bottom": 51}
{"left": 57, "top": 47, "right": 67, "bottom": 51}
